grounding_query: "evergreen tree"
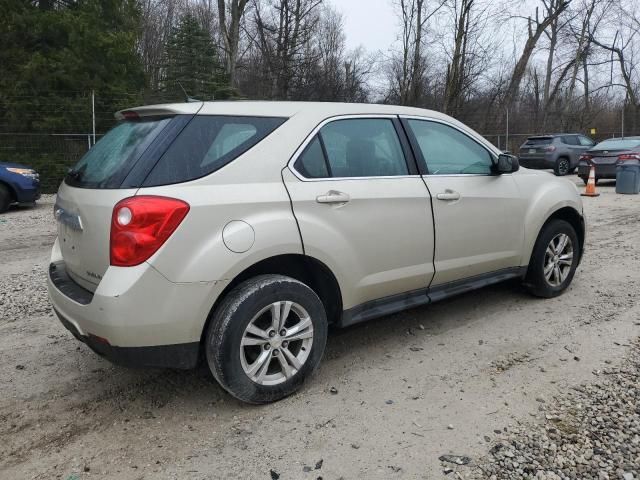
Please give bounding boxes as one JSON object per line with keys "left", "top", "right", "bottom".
{"left": 163, "top": 13, "right": 233, "bottom": 101}
{"left": 0, "top": 0, "right": 145, "bottom": 133}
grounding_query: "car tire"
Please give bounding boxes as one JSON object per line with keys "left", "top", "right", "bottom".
{"left": 554, "top": 158, "right": 570, "bottom": 176}
{"left": 0, "top": 184, "right": 11, "bottom": 213}
{"left": 525, "top": 219, "right": 580, "bottom": 298}
{"left": 205, "top": 274, "right": 328, "bottom": 404}
{"left": 581, "top": 176, "right": 588, "bottom": 185}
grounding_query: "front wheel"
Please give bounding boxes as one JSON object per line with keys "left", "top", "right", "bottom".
{"left": 525, "top": 219, "right": 580, "bottom": 298}
{"left": 0, "top": 184, "right": 11, "bottom": 213}
{"left": 205, "top": 274, "right": 328, "bottom": 404}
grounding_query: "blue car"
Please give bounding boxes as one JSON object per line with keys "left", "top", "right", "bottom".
{"left": 0, "top": 162, "right": 41, "bottom": 213}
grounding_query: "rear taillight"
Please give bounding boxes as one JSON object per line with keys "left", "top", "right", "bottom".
{"left": 110, "top": 196, "right": 190, "bottom": 267}
{"left": 545, "top": 145, "right": 556, "bottom": 152}
{"left": 618, "top": 153, "right": 640, "bottom": 161}
{"left": 579, "top": 154, "right": 593, "bottom": 163}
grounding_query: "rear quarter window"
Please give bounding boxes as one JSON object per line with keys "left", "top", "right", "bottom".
{"left": 142, "top": 115, "right": 286, "bottom": 186}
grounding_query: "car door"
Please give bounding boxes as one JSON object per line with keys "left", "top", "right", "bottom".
{"left": 283, "top": 116, "right": 435, "bottom": 310}
{"left": 401, "top": 117, "right": 526, "bottom": 286}
{"left": 562, "top": 135, "right": 584, "bottom": 167}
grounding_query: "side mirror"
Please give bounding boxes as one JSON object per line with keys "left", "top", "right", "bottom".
{"left": 493, "top": 153, "right": 519, "bottom": 174}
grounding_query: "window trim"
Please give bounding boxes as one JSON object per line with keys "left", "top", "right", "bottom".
{"left": 399, "top": 116, "right": 502, "bottom": 177}
{"left": 288, "top": 114, "right": 420, "bottom": 181}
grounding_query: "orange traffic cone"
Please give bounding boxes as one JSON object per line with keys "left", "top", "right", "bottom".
{"left": 581, "top": 165, "right": 600, "bottom": 197}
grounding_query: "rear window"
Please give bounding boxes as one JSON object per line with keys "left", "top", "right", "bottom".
{"left": 524, "top": 137, "right": 553, "bottom": 146}
{"left": 142, "top": 115, "right": 286, "bottom": 186}
{"left": 592, "top": 138, "right": 640, "bottom": 151}
{"left": 65, "top": 117, "right": 172, "bottom": 188}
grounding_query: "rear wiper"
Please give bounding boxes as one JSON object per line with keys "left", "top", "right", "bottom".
{"left": 67, "top": 165, "right": 86, "bottom": 181}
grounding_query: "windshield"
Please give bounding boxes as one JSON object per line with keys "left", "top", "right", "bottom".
{"left": 592, "top": 138, "right": 640, "bottom": 151}
{"left": 65, "top": 117, "right": 172, "bottom": 188}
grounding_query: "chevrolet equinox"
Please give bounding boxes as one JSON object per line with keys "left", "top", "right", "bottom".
{"left": 48, "top": 102, "right": 586, "bottom": 404}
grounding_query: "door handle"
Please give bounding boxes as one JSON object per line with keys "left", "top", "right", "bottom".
{"left": 316, "top": 190, "right": 350, "bottom": 204}
{"left": 436, "top": 190, "right": 461, "bottom": 201}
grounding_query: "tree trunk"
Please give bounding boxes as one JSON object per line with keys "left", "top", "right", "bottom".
{"left": 218, "top": 0, "right": 249, "bottom": 88}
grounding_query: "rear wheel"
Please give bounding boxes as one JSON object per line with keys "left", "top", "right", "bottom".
{"left": 525, "top": 219, "right": 579, "bottom": 298}
{"left": 554, "top": 157, "right": 570, "bottom": 176}
{"left": 0, "top": 184, "right": 11, "bottom": 213}
{"left": 205, "top": 274, "right": 328, "bottom": 404}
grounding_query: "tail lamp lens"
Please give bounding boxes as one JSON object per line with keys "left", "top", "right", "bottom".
{"left": 545, "top": 145, "right": 556, "bottom": 152}
{"left": 618, "top": 153, "right": 640, "bottom": 161}
{"left": 110, "top": 196, "right": 190, "bottom": 267}
{"left": 579, "top": 154, "right": 593, "bottom": 163}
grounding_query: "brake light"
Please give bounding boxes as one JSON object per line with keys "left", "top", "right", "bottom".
{"left": 545, "top": 145, "right": 556, "bottom": 152}
{"left": 120, "top": 110, "right": 139, "bottom": 120}
{"left": 579, "top": 154, "right": 593, "bottom": 163}
{"left": 618, "top": 153, "right": 640, "bottom": 161}
{"left": 110, "top": 196, "right": 190, "bottom": 267}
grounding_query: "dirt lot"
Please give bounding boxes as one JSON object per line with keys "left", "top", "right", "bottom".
{"left": 1, "top": 179, "right": 639, "bottom": 480}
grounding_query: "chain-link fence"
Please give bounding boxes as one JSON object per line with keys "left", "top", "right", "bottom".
{"left": 0, "top": 133, "right": 103, "bottom": 192}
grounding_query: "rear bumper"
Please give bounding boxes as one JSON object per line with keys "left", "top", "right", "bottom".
{"left": 578, "top": 163, "right": 617, "bottom": 179}
{"left": 54, "top": 306, "right": 199, "bottom": 369}
{"left": 47, "top": 238, "right": 224, "bottom": 369}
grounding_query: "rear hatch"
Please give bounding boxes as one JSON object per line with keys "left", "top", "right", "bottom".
{"left": 519, "top": 136, "right": 553, "bottom": 157}
{"left": 55, "top": 115, "right": 176, "bottom": 291}
{"left": 55, "top": 105, "right": 287, "bottom": 291}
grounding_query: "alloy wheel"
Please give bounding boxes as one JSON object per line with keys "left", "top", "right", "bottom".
{"left": 557, "top": 159, "right": 570, "bottom": 176}
{"left": 543, "top": 233, "right": 574, "bottom": 287}
{"left": 240, "top": 301, "right": 314, "bottom": 386}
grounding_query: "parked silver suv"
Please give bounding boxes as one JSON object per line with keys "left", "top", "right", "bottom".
{"left": 48, "top": 102, "right": 586, "bottom": 403}
{"left": 518, "top": 134, "right": 595, "bottom": 175}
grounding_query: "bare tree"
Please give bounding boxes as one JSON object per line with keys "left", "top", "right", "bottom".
{"left": 252, "top": 0, "right": 323, "bottom": 99}
{"left": 218, "top": 0, "right": 250, "bottom": 87}
{"left": 442, "top": 0, "right": 491, "bottom": 114}
{"left": 503, "top": 0, "right": 571, "bottom": 108}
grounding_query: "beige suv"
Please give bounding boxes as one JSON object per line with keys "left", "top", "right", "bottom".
{"left": 48, "top": 102, "right": 585, "bottom": 403}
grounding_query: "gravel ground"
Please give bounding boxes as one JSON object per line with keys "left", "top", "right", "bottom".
{"left": 1, "top": 181, "right": 640, "bottom": 479}
{"left": 467, "top": 340, "right": 640, "bottom": 480}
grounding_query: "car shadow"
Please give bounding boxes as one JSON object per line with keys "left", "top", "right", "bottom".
{"left": 62, "top": 279, "right": 532, "bottom": 414}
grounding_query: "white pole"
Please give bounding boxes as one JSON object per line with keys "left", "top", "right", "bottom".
{"left": 87, "top": 135, "right": 91, "bottom": 150}
{"left": 92, "top": 90, "right": 96, "bottom": 146}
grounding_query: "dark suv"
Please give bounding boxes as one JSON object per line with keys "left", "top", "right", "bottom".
{"left": 518, "top": 134, "right": 595, "bottom": 176}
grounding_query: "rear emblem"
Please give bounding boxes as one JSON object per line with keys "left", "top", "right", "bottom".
{"left": 54, "top": 204, "right": 84, "bottom": 232}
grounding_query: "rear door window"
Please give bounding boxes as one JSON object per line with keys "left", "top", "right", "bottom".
{"left": 143, "top": 116, "right": 286, "bottom": 186}
{"left": 65, "top": 117, "right": 172, "bottom": 188}
{"left": 562, "top": 136, "right": 579, "bottom": 145}
{"left": 295, "top": 136, "right": 330, "bottom": 178}
{"left": 293, "top": 118, "right": 409, "bottom": 178}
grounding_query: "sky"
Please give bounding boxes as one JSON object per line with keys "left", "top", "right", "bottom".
{"left": 327, "top": 0, "right": 398, "bottom": 54}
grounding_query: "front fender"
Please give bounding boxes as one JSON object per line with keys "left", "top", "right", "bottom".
{"left": 515, "top": 172, "right": 584, "bottom": 266}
